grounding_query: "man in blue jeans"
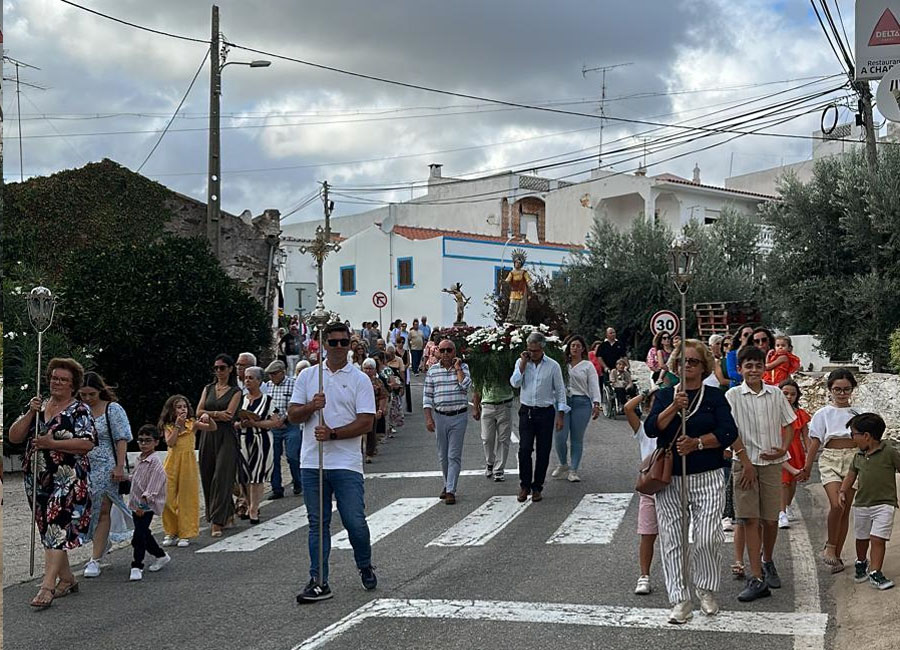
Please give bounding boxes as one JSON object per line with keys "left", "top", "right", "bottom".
{"left": 263, "top": 360, "right": 302, "bottom": 498}
{"left": 289, "top": 322, "right": 377, "bottom": 603}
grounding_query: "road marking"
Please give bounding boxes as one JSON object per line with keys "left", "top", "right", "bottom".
{"left": 196, "top": 504, "right": 335, "bottom": 553}
{"left": 291, "top": 598, "right": 829, "bottom": 650}
{"left": 426, "top": 496, "right": 530, "bottom": 547}
{"left": 789, "top": 496, "right": 824, "bottom": 650}
{"left": 546, "top": 493, "right": 632, "bottom": 544}
{"left": 332, "top": 497, "right": 438, "bottom": 549}
{"left": 365, "top": 469, "right": 519, "bottom": 480}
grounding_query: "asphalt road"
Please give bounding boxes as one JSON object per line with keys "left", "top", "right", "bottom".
{"left": 3, "top": 378, "right": 836, "bottom": 650}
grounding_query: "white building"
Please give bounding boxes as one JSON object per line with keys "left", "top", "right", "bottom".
{"left": 281, "top": 163, "right": 775, "bottom": 324}
{"left": 283, "top": 222, "right": 580, "bottom": 328}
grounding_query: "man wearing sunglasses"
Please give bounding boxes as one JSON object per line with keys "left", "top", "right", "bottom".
{"left": 289, "top": 322, "right": 377, "bottom": 603}
{"left": 423, "top": 339, "right": 472, "bottom": 505}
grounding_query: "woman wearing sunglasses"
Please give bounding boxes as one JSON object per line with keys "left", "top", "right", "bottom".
{"left": 197, "top": 354, "right": 243, "bottom": 537}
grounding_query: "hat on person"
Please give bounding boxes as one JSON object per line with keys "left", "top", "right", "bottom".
{"left": 265, "top": 360, "right": 286, "bottom": 373}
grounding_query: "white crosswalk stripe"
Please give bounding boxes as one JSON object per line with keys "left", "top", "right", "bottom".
{"left": 196, "top": 503, "right": 336, "bottom": 554}
{"left": 426, "top": 495, "right": 531, "bottom": 547}
{"left": 332, "top": 497, "right": 439, "bottom": 549}
{"left": 546, "top": 493, "right": 633, "bottom": 544}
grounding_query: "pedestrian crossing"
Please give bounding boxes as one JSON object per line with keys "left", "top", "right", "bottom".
{"left": 197, "top": 492, "right": 649, "bottom": 554}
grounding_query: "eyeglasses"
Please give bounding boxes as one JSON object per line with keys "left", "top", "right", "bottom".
{"left": 660, "top": 336, "right": 670, "bottom": 340}
{"left": 438, "top": 348, "right": 454, "bottom": 353}
{"left": 327, "top": 338, "right": 350, "bottom": 347}
{"left": 213, "top": 365, "right": 229, "bottom": 371}
{"left": 831, "top": 386, "right": 853, "bottom": 394}
{"left": 742, "top": 332, "right": 752, "bottom": 339}
{"left": 50, "top": 375, "right": 72, "bottom": 384}
{"left": 681, "top": 358, "right": 702, "bottom": 367}
{"left": 753, "top": 337, "right": 769, "bottom": 344}
{"left": 136, "top": 438, "right": 156, "bottom": 444}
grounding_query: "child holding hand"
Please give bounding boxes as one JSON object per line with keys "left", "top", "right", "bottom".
{"left": 840, "top": 413, "right": 900, "bottom": 590}
{"left": 778, "top": 380, "right": 811, "bottom": 529}
{"left": 765, "top": 336, "right": 801, "bottom": 386}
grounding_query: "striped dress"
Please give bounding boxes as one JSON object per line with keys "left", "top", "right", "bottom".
{"left": 237, "top": 393, "right": 274, "bottom": 484}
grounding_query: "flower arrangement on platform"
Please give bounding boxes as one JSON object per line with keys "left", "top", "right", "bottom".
{"left": 464, "top": 323, "right": 565, "bottom": 389}
{"left": 436, "top": 325, "right": 477, "bottom": 355}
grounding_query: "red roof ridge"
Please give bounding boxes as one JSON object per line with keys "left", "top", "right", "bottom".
{"left": 657, "top": 177, "right": 778, "bottom": 200}
{"left": 389, "top": 224, "right": 581, "bottom": 250}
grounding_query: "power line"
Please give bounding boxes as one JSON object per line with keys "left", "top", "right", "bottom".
{"left": 136, "top": 47, "right": 210, "bottom": 172}
{"left": 59, "top": 0, "right": 209, "bottom": 44}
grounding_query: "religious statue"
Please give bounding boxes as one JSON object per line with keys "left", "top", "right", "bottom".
{"left": 504, "top": 249, "right": 531, "bottom": 325}
{"left": 442, "top": 282, "right": 471, "bottom": 326}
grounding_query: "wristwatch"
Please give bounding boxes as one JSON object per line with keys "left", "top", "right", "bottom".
{"left": 696, "top": 437, "right": 704, "bottom": 451}
{"left": 329, "top": 430, "right": 338, "bottom": 440}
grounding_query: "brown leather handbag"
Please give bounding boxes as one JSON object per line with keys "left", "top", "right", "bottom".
{"left": 636, "top": 442, "right": 675, "bottom": 496}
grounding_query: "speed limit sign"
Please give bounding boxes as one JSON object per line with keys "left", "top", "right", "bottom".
{"left": 650, "top": 310, "right": 679, "bottom": 336}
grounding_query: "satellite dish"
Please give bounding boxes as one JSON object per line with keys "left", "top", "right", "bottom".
{"left": 380, "top": 214, "right": 396, "bottom": 233}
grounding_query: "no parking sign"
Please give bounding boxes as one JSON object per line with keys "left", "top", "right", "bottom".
{"left": 650, "top": 310, "right": 679, "bottom": 337}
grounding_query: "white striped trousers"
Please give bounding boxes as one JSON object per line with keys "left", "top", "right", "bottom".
{"left": 655, "top": 468, "right": 726, "bottom": 604}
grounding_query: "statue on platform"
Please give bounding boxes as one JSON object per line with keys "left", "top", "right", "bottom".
{"left": 442, "top": 282, "right": 471, "bottom": 326}
{"left": 504, "top": 249, "right": 531, "bottom": 325}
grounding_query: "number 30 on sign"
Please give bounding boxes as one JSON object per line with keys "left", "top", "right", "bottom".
{"left": 650, "top": 310, "right": 679, "bottom": 337}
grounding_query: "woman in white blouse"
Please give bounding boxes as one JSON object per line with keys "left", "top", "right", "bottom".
{"left": 552, "top": 335, "right": 602, "bottom": 482}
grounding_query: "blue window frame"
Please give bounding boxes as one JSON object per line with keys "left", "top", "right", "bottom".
{"left": 494, "top": 265, "right": 513, "bottom": 294}
{"left": 339, "top": 265, "right": 357, "bottom": 295}
{"left": 397, "top": 257, "right": 414, "bottom": 289}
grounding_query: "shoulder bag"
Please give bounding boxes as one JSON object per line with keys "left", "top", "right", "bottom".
{"left": 105, "top": 402, "right": 132, "bottom": 495}
{"left": 636, "top": 441, "right": 674, "bottom": 496}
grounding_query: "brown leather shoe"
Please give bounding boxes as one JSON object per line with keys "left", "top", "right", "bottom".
{"left": 517, "top": 487, "right": 530, "bottom": 503}
{"left": 531, "top": 490, "right": 543, "bottom": 502}
{"left": 444, "top": 492, "right": 456, "bottom": 505}
{"left": 439, "top": 489, "right": 447, "bottom": 500}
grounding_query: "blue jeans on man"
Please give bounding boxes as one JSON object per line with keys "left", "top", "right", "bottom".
{"left": 300, "top": 468, "right": 372, "bottom": 583}
{"left": 271, "top": 423, "right": 303, "bottom": 496}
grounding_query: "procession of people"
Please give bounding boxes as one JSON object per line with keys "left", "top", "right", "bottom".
{"left": 10, "top": 311, "right": 898, "bottom": 623}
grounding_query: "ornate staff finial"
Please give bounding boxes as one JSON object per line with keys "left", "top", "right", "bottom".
{"left": 27, "top": 286, "right": 57, "bottom": 333}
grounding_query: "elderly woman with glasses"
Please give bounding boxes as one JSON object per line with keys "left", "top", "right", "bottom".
{"left": 644, "top": 340, "right": 739, "bottom": 624}
{"left": 384, "top": 344, "right": 406, "bottom": 434}
{"left": 798, "top": 368, "right": 860, "bottom": 572}
{"left": 236, "top": 366, "right": 280, "bottom": 524}
{"left": 362, "top": 358, "right": 389, "bottom": 462}
{"left": 197, "top": 354, "right": 243, "bottom": 537}
{"left": 9, "top": 358, "right": 97, "bottom": 608}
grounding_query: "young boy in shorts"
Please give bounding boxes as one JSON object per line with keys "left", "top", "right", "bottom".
{"left": 840, "top": 413, "right": 900, "bottom": 590}
{"left": 726, "top": 346, "right": 796, "bottom": 602}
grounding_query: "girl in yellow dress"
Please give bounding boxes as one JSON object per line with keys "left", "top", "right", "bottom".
{"left": 158, "top": 395, "right": 216, "bottom": 547}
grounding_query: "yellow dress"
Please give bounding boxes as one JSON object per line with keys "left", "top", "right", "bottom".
{"left": 162, "top": 420, "right": 200, "bottom": 539}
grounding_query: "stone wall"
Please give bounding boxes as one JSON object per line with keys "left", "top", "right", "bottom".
{"left": 162, "top": 193, "right": 281, "bottom": 312}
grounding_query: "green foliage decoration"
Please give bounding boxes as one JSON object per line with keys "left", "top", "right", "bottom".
{"left": 465, "top": 324, "right": 565, "bottom": 391}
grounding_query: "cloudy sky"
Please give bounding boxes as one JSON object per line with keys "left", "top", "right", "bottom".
{"left": 2, "top": 0, "right": 872, "bottom": 224}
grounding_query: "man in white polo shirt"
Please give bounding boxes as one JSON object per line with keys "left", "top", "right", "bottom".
{"left": 288, "top": 322, "right": 376, "bottom": 603}
{"left": 726, "top": 344, "right": 796, "bottom": 603}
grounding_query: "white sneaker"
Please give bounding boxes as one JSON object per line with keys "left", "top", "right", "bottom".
{"left": 697, "top": 588, "right": 719, "bottom": 616}
{"left": 176, "top": 538, "right": 190, "bottom": 548}
{"left": 721, "top": 517, "right": 733, "bottom": 532}
{"left": 148, "top": 553, "right": 171, "bottom": 572}
{"left": 668, "top": 600, "right": 693, "bottom": 624}
{"left": 778, "top": 511, "right": 790, "bottom": 529}
{"left": 129, "top": 568, "right": 143, "bottom": 581}
{"left": 162, "top": 535, "right": 178, "bottom": 547}
{"left": 84, "top": 558, "right": 101, "bottom": 578}
{"left": 551, "top": 465, "right": 569, "bottom": 479}
{"left": 567, "top": 471, "right": 581, "bottom": 482}
{"left": 635, "top": 575, "right": 652, "bottom": 595}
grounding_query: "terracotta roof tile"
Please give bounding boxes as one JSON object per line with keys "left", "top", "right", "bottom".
{"left": 389, "top": 224, "right": 581, "bottom": 250}
{"left": 657, "top": 177, "right": 778, "bottom": 200}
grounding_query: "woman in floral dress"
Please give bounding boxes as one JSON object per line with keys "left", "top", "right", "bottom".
{"left": 9, "top": 358, "right": 97, "bottom": 608}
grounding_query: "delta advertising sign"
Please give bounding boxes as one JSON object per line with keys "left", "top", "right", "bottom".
{"left": 856, "top": 1, "right": 900, "bottom": 80}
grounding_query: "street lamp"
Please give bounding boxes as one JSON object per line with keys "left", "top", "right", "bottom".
{"left": 207, "top": 5, "right": 271, "bottom": 257}
{"left": 668, "top": 234, "right": 698, "bottom": 602}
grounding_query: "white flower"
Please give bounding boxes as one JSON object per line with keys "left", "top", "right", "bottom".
{"left": 4, "top": 331, "right": 16, "bottom": 340}
{"left": 21, "top": 384, "right": 29, "bottom": 391}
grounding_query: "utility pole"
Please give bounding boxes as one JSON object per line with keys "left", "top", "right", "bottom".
{"left": 207, "top": 4, "right": 221, "bottom": 257}
{"left": 3, "top": 57, "right": 41, "bottom": 182}
{"left": 583, "top": 62, "right": 633, "bottom": 168}
{"left": 853, "top": 80, "right": 878, "bottom": 174}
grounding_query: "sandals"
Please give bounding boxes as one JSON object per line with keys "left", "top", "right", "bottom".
{"left": 731, "top": 562, "right": 746, "bottom": 579}
{"left": 54, "top": 579, "right": 79, "bottom": 598}
{"left": 822, "top": 543, "right": 842, "bottom": 566}
{"left": 830, "top": 559, "right": 845, "bottom": 574}
{"left": 30, "top": 586, "right": 55, "bottom": 609}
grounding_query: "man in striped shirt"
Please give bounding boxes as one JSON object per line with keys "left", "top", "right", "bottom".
{"left": 264, "top": 360, "right": 302, "bottom": 498}
{"left": 423, "top": 339, "right": 472, "bottom": 505}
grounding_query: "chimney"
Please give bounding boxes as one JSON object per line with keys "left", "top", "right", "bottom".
{"left": 692, "top": 163, "right": 701, "bottom": 184}
{"left": 428, "top": 163, "right": 443, "bottom": 179}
